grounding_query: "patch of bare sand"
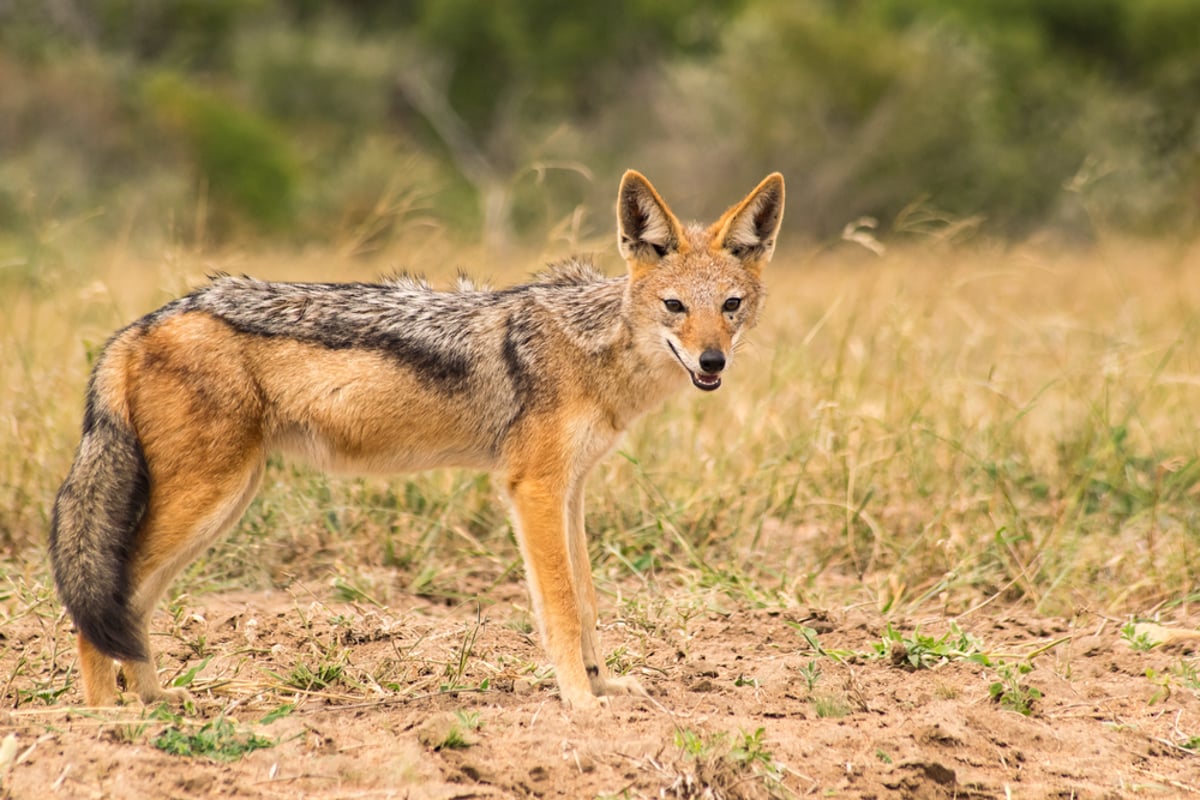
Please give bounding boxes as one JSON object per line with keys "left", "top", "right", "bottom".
{"left": 3, "top": 590, "right": 1199, "bottom": 798}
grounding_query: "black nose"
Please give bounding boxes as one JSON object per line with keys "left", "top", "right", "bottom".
{"left": 699, "top": 349, "right": 726, "bottom": 373}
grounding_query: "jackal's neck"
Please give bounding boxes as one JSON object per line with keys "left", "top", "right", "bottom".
{"left": 532, "top": 271, "right": 683, "bottom": 429}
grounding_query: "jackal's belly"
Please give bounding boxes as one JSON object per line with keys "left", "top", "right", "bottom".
{"left": 271, "top": 420, "right": 500, "bottom": 475}
{"left": 250, "top": 336, "right": 513, "bottom": 475}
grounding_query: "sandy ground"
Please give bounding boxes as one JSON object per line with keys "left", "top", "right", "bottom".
{"left": 2, "top": 585, "right": 1199, "bottom": 799}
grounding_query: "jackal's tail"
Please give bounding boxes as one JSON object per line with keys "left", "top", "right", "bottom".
{"left": 49, "top": 350, "right": 149, "bottom": 662}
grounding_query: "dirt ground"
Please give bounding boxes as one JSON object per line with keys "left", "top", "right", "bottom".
{"left": 2, "top": 584, "right": 1199, "bottom": 799}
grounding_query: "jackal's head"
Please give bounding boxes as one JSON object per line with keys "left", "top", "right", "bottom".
{"left": 618, "top": 170, "right": 784, "bottom": 391}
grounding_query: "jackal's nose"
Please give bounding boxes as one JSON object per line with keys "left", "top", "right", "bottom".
{"left": 699, "top": 349, "right": 726, "bottom": 373}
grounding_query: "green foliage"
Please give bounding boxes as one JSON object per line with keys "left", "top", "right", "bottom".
{"left": 672, "top": 726, "right": 786, "bottom": 793}
{"left": 153, "top": 714, "right": 276, "bottom": 761}
{"left": 4, "top": 0, "right": 1197, "bottom": 243}
{"left": 269, "top": 658, "right": 344, "bottom": 692}
{"left": 989, "top": 662, "right": 1043, "bottom": 716}
{"left": 810, "top": 691, "right": 851, "bottom": 719}
{"left": 797, "top": 660, "right": 822, "bottom": 692}
{"left": 439, "top": 710, "right": 482, "bottom": 749}
{"left": 260, "top": 703, "right": 296, "bottom": 725}
{"left": 171, "top": 656, "right": 212, "bottom": 689}
{"left": 874, "top": 623, "right": 988, "bottom": 670}
{"left": 409, "top": 0, "right": 736, "bottom": 134}
{"left": 1061, "top": 426, "right": 1200, "bottom": 520}
{"left": 144, "top": 72, "right": 299, "bottom": 235}
{"left": 1121, "top": 622, "right": 1157, "bottom": 652}
{"left": 713, "top": 0, "right": 1200, "bottom": 236}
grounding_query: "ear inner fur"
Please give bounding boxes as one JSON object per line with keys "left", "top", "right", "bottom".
{"left": 617, "top": 170, "right": 687, "bottom": 271}
{"left": 712, "top": 172, "right": 786, "bottom": 268}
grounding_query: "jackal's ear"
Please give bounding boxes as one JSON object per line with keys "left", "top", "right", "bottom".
{"left": 713, "top": 173, "right": 785, "bottom": 270}
{"left": 617, "top": 170, "right": 686, "bottom": 270}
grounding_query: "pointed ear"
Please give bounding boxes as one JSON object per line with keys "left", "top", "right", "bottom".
{"left": 713, "top": 173, "right": 785, "bottom": 269}
{"left": 617, "top": 170, "right": 686, "bottom": 268}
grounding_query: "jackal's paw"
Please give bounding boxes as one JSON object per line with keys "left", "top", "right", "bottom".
{"left": 560, "top": 684, "right": 606, "bottom": 712}
{"left": 597, "top": 674, "right": 648, "bottom": 698}
{"left": 135, "top": 686, "right": 195, "bottom": 707}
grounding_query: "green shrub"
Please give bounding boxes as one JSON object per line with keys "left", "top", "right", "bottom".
{"left": 144, "top": 72, "right": 299, "bottom": 237}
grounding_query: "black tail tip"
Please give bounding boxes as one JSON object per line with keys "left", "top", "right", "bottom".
{"left": 71, "top": 610, "right": 148, "bottom": 663}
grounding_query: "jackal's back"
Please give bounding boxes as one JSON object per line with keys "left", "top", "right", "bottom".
{"left": 126, "top": 262, "right": 636, "bottom": 473}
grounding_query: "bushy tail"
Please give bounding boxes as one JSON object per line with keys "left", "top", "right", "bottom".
{"left": 49, "top": 361, "right": 150, "bottom": 662}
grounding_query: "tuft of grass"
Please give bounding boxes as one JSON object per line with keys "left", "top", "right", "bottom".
{"left": 418, "top": 709, "right": 483, "bottom": 751}
{"left": 440, "top": 615, "right": 483, "bottom": 693}
{"left": 441, "top": 710, "right": 482, "bottom": 749}
{"left": 269, "top": 659, "right": 345, "bottom": 693}
{"left": 5, "top": 241, "right": 1200, "bottom": 617}
{"left": 668, "top": 726, "right": 787, "bottom": 799}
{"left": 3, "top": 238, "right": 1200, "bottom": 727}
{"left": 810, "top": 691, "right": 852, "bottom": 719}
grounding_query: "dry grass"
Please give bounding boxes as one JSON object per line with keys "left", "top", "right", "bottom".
{"left": 2, "top": 234, "right": 1199, "bottom": 629}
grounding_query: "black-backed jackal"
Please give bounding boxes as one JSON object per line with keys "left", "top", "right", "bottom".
{"left": 50, "top": 171, "right": 785, "bottom": 710}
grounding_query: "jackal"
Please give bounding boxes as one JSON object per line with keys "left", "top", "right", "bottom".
{"left": 50, "top": 170, "right": 785, "bottom": 710}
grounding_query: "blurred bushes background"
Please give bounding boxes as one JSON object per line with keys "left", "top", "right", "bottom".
{"left": 1, "top": 0, "right": 1197, "bottom": 256}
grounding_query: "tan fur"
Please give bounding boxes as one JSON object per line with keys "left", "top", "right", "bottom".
{"left": 50, "top": 171, "right": 784, "bottom": 711}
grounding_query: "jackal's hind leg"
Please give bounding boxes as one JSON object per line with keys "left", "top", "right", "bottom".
{"left": 77, "top": 636, "right": 121, "bottom": 706}
{"left": 121, "top": 458, "right": 265, "bottom": 706}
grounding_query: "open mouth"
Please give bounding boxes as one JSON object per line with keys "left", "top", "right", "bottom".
{"left": 667, "top": 341, "right": 722, "bottom": 392}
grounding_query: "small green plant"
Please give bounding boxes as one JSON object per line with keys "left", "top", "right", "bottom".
{"left": 1146, "top": 667, "right": 1173, "bottom": 705}
{"left": 331, "top": 577, "right": 384, "bottom": 607}
{"left": 16, "top": 679, "right": 70, "bottom": 706}
{"left": 1144, "top": 657, "right": 1200, "bottom": 705}
{"left": 441, "top": 616, "right": 482, "bottom": 692}
{"left": 1121, "top": 621, "right": 1157, "bottom": 652}
{"left": 420, "top": 710, "right": 483, "bottom": 750}
{"left": 440, "top": 710, "right": 482, "bottom": 749}
{"left": 797, "top": 660, "right": 822, "bottom": 692}
{"left": 153, "top": 716, "right": 276, "bottom": 761}
{"left": 989, "top": 662, "right": 1043, "bottom": 716}
{"left": 107, "top": 706, "right": 179, "bottom": 746}
{"left": 260, "top": 703, "right": 296, "bottom": 725}
{"left": 606, "top": 645, "right": 637, "bottom": 676}
{"left": 171, "top": 656, "right": 212, "bottom": 690}
{"left": 1171, "top": 657, "right": 1200, "bottom": 694}
{"left": 674, "top": 727, "right": 708, "bottom": 758}
{"left": 669, "top": 726, "right": 786, "bottom": 797}
{"left": 786, "top": 622, "right": 856, "bottom": 663}
{"left": 874, "top": 622, "right": 987, "bottom": 670}
{"left": 728, "top": 728, "right": 779, "bottom": 777}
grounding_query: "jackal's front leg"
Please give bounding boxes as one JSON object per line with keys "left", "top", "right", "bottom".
{"left": 566, "top": 482, "right": 646, "bottom": 700}
{"left": 506, "top": 473, "right": 597, "bottom": 710}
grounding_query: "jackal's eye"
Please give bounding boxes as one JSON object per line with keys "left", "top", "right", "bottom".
{"left": 663, "top": 298, "right": 686, "bottom": 313}
{"left": 723, "top": 297, "right": 742, "bottom": 313}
